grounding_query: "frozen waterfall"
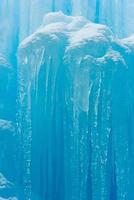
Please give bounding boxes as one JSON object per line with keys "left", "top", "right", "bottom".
{"left": 18, "top": 12, "right": 134, "bottom": 200}
{"left": 0, "top": 1, "right": 134, "bottom": 200}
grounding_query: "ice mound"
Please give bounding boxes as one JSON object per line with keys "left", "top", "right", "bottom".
{"left": 18, "top": 12, "right": 134, "bottom": 200}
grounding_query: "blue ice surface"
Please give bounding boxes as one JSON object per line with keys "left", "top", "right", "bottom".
{"left": 0, "top": 1, "right": 134, "bottom": 200}
{"left": 18, "top": 12, "right": 134, "bottom": 200}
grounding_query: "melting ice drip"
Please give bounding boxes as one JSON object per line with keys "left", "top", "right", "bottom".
{"left": 18, "top": 12, "right": 134, "bottom": 200}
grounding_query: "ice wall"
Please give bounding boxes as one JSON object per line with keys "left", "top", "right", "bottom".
{"left": 0, "top": 54, "right": 16, "bottom": 120}
{"left": 0, "top": 121, "right": 17, "bottom": 199}
{"left": 0, "top": 55, "right": 19, "bottom": 199}
{"left": 18, "top": 12, "right": 134, "bottom": 200}
{"left": 0, "top": 0, "right": 19, "bottom": 63}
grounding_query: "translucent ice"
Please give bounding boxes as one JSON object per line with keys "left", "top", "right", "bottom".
{"left": 18, "top": 12, "right": 134, "bottom": 200}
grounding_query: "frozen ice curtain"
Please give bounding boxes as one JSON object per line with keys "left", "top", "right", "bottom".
{"left": 0, "top": 1, "right": 134, "bottom": 200}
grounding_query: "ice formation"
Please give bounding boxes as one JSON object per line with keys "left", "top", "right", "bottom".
{"left": 1, "top": 0, "right": 134, "bottom": 64}
{"left": 17, "top": 12, "right": 134, "bottom": 200}
{"left": 0, "top": 0, "right": 134, "bottom": 200}
{"left": 0, "top": 172, "right": 16, "bottom": 199}
{"left": 0, "top": 55, "right": 16, "bottom": 120}
{"left": 0, "top": 54, "right": 18, "bottom": 199}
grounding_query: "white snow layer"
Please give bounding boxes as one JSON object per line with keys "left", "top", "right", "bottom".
{"left": 20, "top": 12, "right": 133, "bottom": 57}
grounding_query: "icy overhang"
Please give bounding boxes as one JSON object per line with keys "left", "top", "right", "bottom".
{"left": 19, "top": 12, "right": 134, "bottom": 60}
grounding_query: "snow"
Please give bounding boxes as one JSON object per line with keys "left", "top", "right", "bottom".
{"left": 42, "top": 11, "right": 73, "bottom": 25}
{"left": 20, "top": 12, "right": 113, "bottom": 56}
